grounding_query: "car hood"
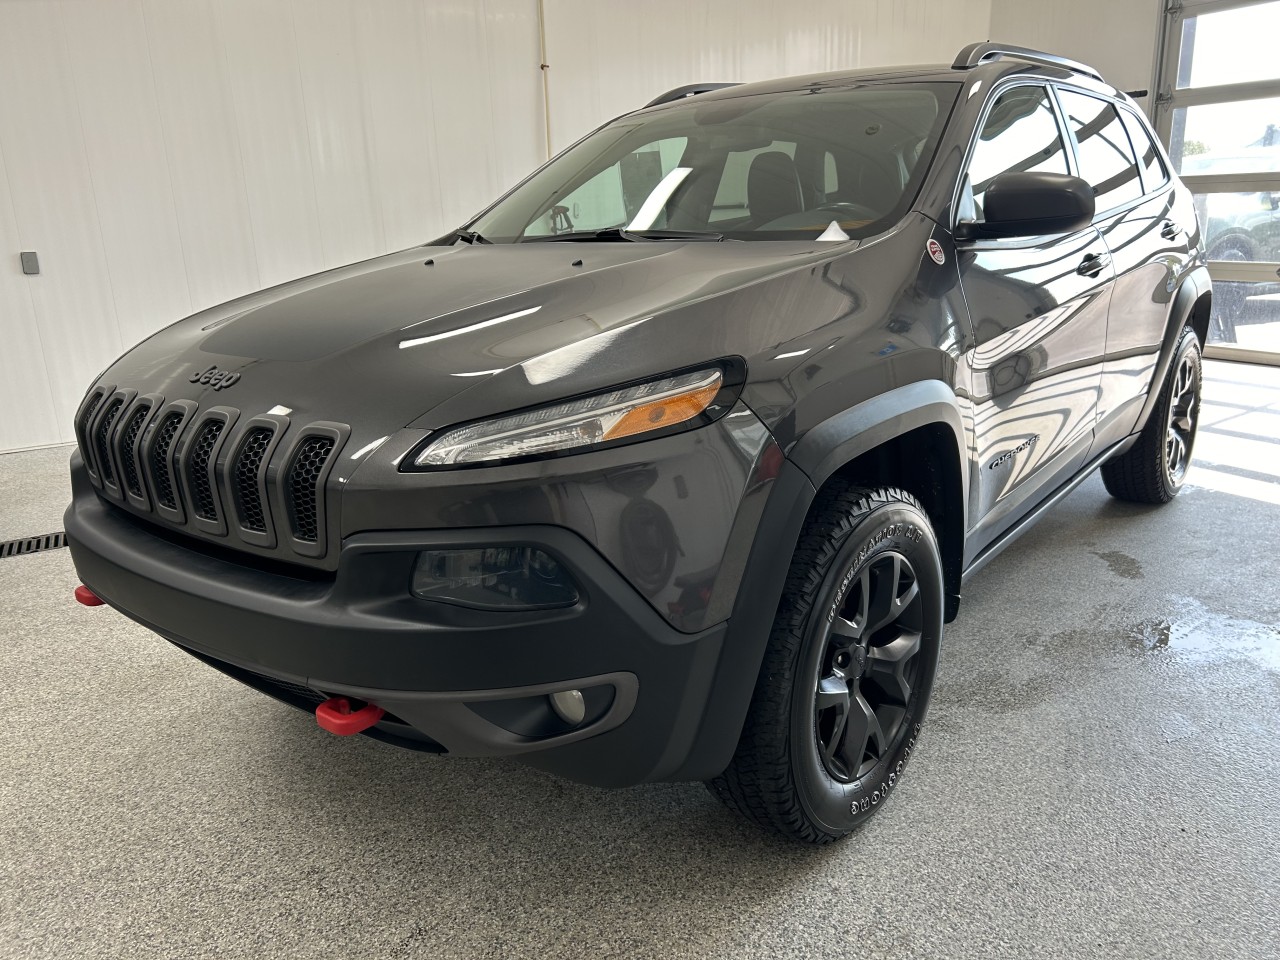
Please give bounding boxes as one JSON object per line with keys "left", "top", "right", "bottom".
{"left": 99, "top": 239, "right": 854, "bottom": 456}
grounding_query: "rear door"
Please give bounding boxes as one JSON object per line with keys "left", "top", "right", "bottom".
{"left": 1054, "top": 88, "right": 1194, "bottom": 452}
{"left": 954, "top": 83, "right": 1115, "bottom": 562}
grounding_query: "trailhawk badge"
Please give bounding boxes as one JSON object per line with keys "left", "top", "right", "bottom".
{"left": 926, "top": 239, "right": 946, "bottom": 265}
{"left": 189, "top": 365, "right": 241, "bottom": 391}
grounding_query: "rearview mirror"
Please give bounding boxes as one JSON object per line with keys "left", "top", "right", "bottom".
{"left": 956, "top": 172, "right": 1095, "bottom": 240}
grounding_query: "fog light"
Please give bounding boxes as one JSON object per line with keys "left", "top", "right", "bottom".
{"left": 549, "top": 689, "right": 586, "bottom": 726}
{"left": 411, "top": 546, "right": 579, "bottom": 610}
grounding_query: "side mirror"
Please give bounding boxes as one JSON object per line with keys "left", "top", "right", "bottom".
{"left": 956, "top": 172, "right": 1095, "bottom": 240}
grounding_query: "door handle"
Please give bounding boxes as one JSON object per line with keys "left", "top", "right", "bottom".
{"left": 1076, "top": 253, "right": 1110, "bottom": 278}
{"left": 1161, "top": 220, "right": 1181, "bottom": 240}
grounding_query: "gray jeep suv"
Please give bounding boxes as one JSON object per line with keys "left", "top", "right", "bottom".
{"left": 66, "top": 43, "right": 1210, "bottom": 843}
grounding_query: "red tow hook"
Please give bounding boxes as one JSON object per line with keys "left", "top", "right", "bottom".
{"left": 316, "top": 697, "right": 385, "bottom": 736}
{"left": 74, "top": 585, "right": 104, "bottom": 607}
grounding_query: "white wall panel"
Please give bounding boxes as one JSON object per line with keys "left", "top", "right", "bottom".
{"left": 541, "top": 0, "right": 994, "bottom": 152}
{"left": 475, "top": 0, "right": 547, "bottom": 199}
{"left": 60, "top": 0, "right": 193, "bottom": 349}
{"left": 0, "top": 139, "right": 61, "bottom": 452}
{"left": 0, "top": 1, "right": 123, "bottom": 442}
{"left": 213, "top": 0, "right": 325, "bottom": 288}
{"left": 293, "top": 0, "right": 385, "bottom": 269}
{"left": 988, "top": 0, "right": 1161, "bottom": 102}
{"left": 141, "top": 0, "right": 261, "bottom": 314}
{"left": 419, "top": 0, "right": 544, "bottom": 229}
{"left": 354, "top": 0, "right": 445, "bottom": 250}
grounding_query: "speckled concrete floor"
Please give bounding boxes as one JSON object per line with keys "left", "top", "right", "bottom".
{"left": 1, "top": 362, "right": 1277, "bottom": 959}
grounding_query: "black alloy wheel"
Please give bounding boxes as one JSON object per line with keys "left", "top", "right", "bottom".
{"left": 814, "top": 551, "right": 923, "bottom": 783}
{"left": 1164, "top": 351, "right": 1199, "bottom": 487}
{"left": 709, "top": 483, "right": 943, "bottom": 844}
{"left": 1101, "top": 324, "right": 1203, "bottom": 504}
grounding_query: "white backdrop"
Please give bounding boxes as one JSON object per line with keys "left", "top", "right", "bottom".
{"left": 6, "top": 0, "right": 1135, "bottom": 453}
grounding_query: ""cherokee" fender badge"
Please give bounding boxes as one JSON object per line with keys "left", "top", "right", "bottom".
{"left": 189, "top": 365, "right": 241, "bottom": 391}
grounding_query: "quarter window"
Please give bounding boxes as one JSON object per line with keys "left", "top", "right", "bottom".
{"left": 1057, "top": 89, "right": 1144, "bottom": 211}
{"left": 966, "top": 85, "right": 1070, "bottom": 221}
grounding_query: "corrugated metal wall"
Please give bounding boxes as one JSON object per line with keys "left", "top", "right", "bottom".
{"left": 0, "top": 0, "right": 995, "bottom": 453}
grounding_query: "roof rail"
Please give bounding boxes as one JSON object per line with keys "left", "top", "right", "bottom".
{"left": 952, "top": 42, "right": 1104, "bottom": 83}
{"left": 645, "top": 82, "right": 739, "bottom": 108}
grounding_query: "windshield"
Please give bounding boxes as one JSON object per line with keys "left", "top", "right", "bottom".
{"left": 468, "top": 82, "right": 958, "bottom": 243}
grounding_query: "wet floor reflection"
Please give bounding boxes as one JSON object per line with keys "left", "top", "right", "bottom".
{"left": 1127, "top": 596, "right": 1280, "bottom": 671}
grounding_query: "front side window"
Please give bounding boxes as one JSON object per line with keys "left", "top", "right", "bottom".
{"left": 1057, "top": 89, "right": 1144, "bottom": 211}
{"left": 964, "top": 85, "right": 1070, "bottom": 221}
{"left": 468, "top": 83, "right": 958, "bottom": 242}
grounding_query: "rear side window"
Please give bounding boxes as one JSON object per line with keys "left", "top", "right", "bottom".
{"left": 1057, "top": 89, "right": 1144, "bottom": 211}
{"left": 1119, "top": 109, "right": 1170, "bottom": 193}
{"left": 966, "top": 85, "right": 1070, "bottom": 220}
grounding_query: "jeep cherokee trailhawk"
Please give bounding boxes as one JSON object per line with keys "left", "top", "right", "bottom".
{"left": 67, "top": 43, "right": 1210, "bottom": 843}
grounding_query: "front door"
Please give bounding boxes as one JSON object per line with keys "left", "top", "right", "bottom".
{"left": 954, "top": 83, "right": 1115, "bottom": 563}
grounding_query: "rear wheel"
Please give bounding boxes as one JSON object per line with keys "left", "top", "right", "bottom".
{"left": 707, "top": 484, "right": 943, "bottom": 844}
{"left": 1101, "top": 325, "right": 1202, "bottom": 504}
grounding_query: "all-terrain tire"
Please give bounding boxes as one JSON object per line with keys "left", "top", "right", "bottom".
{"left": 707, "top": 483, "right": 944, "bottom": 844}
{"left": 1101, "top": 325, "right": 1202, "bottom": 504}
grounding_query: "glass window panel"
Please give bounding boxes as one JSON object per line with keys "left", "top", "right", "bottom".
{"left": 522, "top": 137, "right": 689, "bottom": 236}
{"left": 1120, "top": 109, "right": 1168, "bottom": 192}
{"left": 1169, "top": 97, "right": 1280, "bottom": 176}
{"left": 1177, "top": 1, "right": 1280, "bottom": 89}
{"left": 471, "top": 83, "right": 955, "bottom": 242}
{"left": 1194, "top": 192, "right": 1280, "bottom": 264}
{"left": 1205, "top": 279, "right": 1280, "bottom": 348}
{"left": 966, "top": 85, "right": 1069, "bottom": 220}
{"left": 1057, "top": 89, "right": 1144, "bottom": 211}
{"left": 711, "top": 140, "right": 796, "bottom": 222}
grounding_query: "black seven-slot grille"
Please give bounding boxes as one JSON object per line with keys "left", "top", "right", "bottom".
{"left": 118, "top": 403, "right": 151, "bottom": 498}
{"left": 74, "top": 385, "right": 347, "bottom": 565}
{"left": 285, "top": 437, "right": 335, "bottom": 543}
{"left": 94, "top": 398, "right": 125, "bottom": 487}
{"left": 187, "top": 420, "right": 225, "bottom": 521}
{"left": 150, "top": 412, "right": 184, "bottom": 509}
{"left": 232, "top": 428, "right": 274, "bottom": 533}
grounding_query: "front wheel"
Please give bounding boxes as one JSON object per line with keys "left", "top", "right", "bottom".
{"left": 707, "top": 484, "right": 943, "bottom": 843}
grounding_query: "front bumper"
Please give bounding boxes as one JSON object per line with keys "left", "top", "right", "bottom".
{"left": 65, "top": 460, "right": 738, "bottom": 787}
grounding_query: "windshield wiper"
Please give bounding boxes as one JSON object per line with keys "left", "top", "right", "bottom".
{"left": 523, "top": 228, "right": 725, "bottom": 243}
{"left": 453, "top": 229, "right": 491, "bottom": 245}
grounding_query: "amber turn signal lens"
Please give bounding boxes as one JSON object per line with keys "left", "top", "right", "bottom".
{"left": 601, "top": 378, "right": 721, "bottom": 442}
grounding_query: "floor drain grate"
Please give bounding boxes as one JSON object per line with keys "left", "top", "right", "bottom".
{"left": 0, "top": 532, "right": 69, "bottom": 558}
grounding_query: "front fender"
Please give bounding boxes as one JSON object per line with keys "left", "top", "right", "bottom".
{"left": 787, "top": 378, "right": 969, "bottom": 521}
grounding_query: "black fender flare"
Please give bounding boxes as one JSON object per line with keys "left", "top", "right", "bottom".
{"left": 786, "top": 379, "right": 969, "bottom": 515}
{"left": 1134, "top": 265, "right": 1212, "bottom": 434}
{"left": 667, "top": 380, "right": 968, "bottom": 781}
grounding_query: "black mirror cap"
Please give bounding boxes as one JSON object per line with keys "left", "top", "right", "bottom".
{"left": 956, "top": 172, "right": 1096, "bottom": 241}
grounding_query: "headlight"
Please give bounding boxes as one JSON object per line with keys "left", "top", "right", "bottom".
{"left": 410, "top": 364, "right": 739, "bottom": 468}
